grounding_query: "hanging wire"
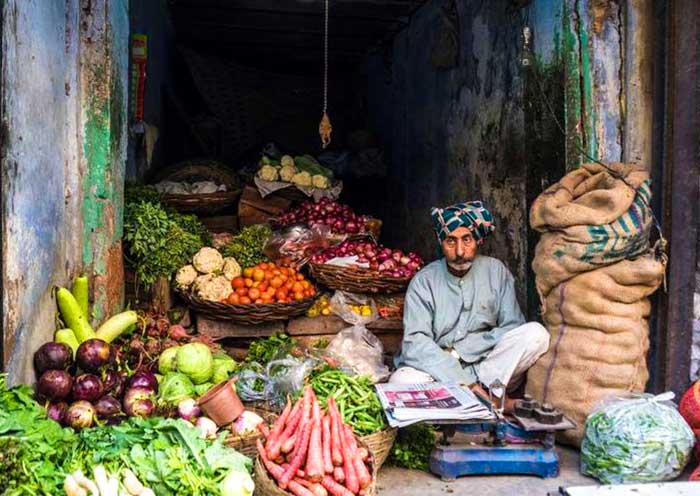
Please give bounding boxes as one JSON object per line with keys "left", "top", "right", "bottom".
{"left": 318, "top": 0, "right": 332, "bottom": 148}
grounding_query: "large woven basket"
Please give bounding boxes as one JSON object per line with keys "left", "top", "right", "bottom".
{"left": 178, "top": 290, "right": 315, "bottom": 324}
{"left": 154, "top": 159, "right": 242, "bottom": 214}
{"left": 225, "top": 408, "right": 278, "bottom": 458}
{"left": 359, "top": 427, "right": 397, "bottom": 469}
{"left": 254, "top": 438, "right": 377, "bottom": 496}
{"left": 309, "top": 263, "right": 412, "bottom": 294}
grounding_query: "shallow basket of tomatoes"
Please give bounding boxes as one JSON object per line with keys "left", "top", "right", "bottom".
{"left": 178, "top": 263, "right": 319, "bottom": 325}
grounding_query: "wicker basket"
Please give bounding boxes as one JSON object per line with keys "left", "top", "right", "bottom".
{"left": 154, "top": 159, "right": 242, "bottom": 214}
{"left": 254, "top": 439, "right": 377, "bottom": 496}
{"left": 308, "top": 263, "right": 412, "bottom": 294}
{"left": 359, "top": 427, "right": 397, "bottom": 469}
{"left": 225, "top": 408, "right": 278, "bottom": 458}
{"left": 177, "top": 290, "right": 315, "bottom": 325}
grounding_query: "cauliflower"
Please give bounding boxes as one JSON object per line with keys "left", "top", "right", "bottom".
{"left": 193, "top": 247, "right": 224, "bottom": 274}
{"left": 280, "top": 155, "right": 295, "bottom": 168}
{"left": 175, "top": 264, "right": 198, "bottom": 289}
{"left": 258, "top": 165, "right": 279, "bottom": 182}
{"left": 279, "top": 164, "right": 297, "bottom": 182}
{"left": 196, "top": 275, "right": 231, "bottom": 302}
{"left": 222, "top": 257, "right": 242, "bottom": 280}
{"left": 291, "top": 171, "right": 312, "bottom": 187}
{"left": 312, "top": 174, "right": 330, "bottom": 189}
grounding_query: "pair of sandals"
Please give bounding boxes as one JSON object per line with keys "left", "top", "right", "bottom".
{"left": 468, "top": 382, "right": 517, "bottom": 415}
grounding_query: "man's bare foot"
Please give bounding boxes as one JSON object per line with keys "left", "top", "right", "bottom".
{"left": 468, "top": 383, "right": 516, "bottom": 414}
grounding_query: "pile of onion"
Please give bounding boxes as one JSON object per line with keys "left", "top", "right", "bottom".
{"left": 276, "top": 198, "right": 367, "bottom": 235}
{"left": 310, "top": 240, "right": 424, "bottom": 278}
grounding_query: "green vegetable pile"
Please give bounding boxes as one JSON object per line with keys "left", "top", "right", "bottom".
{"left": 581, "top": 394, "right": 696, "bottom": 484}
{"left": 387, "top": 424, "right": 438, "bottom": 471}
{"left": 0, "top": 374, "right": 253, "bottom": 496}
{"left": 246, "top": 333, "right": 295, "bottom": 364}
{"left": 307, "top": 367, "right": 387, "bottom": 435}
{"left": 221, "top": 225, "right": 272, "bottom": 269}
{"left": 124, "top": 200, "right": 211, "bottom": 287}
{"left": 124, "top": 182, "right": 161, "bottom": 206}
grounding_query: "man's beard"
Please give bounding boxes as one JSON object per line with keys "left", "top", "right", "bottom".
{"left": 447, "top": 257, "right": 473, "bottom": 273}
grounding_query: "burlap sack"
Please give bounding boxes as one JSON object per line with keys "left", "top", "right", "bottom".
{"left": 530, "top": 162, "right": 653, "bottom": 299}
{"left": 525, "top": 255, "right": 665, "bottom": 446}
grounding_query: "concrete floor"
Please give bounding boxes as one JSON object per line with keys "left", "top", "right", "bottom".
{"left": 377, "top": 446, "right": 596, "bottom": 496}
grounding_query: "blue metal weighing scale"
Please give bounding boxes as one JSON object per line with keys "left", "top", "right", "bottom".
{"left": 428, "top": 381, "right": 576, "bottom": 481}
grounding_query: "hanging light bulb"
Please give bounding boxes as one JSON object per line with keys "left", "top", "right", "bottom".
{"left": 319, "top": 0, "right": 332, "bottom": 148}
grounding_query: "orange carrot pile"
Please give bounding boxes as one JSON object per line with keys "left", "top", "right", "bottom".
{"left": 257, "top": 386, "right": 373, "bottom": 496}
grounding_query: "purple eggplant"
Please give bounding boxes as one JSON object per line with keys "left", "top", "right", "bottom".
{"left": 34, "top": 342, "right": 73, "bottom": 375}
{"left": 94, "top": 395, "right": 123, "bottom": 419}
{"left": 72, "top": 373, "right": 104, "bottom": 402}
{"left": 102, "top": 370, "right": 125, "bottom": 398}
{"left": 128, "top": 370, "right": 159, "bottom": 394}
{"left": 46, "top": 401, "right": 68, "bottom": 424}
{"left": 123, "top": 386, "right": 155, "bottom": 417}
{"left": 65, "top": 401, "right": 96, "bottom": 429}
{"left": 76, "top": 339, "right": 114, "bottom": 372}
{"left": 37, "top": 369, "right": 73, "bottom": 401}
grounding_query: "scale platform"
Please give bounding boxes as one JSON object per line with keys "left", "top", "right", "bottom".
{"left": 428, "top": 398, "right": 576, "bottom": 481}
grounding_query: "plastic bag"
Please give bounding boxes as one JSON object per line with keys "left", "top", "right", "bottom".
{"left": 324, "top": 325, "right": 389, "bottom": 383}
{"left": 330, "top": 291, "right": 378, "bottom": 326}
{"left": 267, "top": 356, "right": 319, "bottom": 403}
{"left": 264, "top": 224, "right": 332, "bottom": 267}
{"left": 581, "top": 392, "right": 696, "bottom": 484}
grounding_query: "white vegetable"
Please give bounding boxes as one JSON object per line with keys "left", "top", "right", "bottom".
{"left": 196, "top": 416, "right": 219, "bottom": 440}
{"left": 193, "top": 247, "right": 224, "bottom": 274}
{"left": 196, "top": 275, "right": 232, "bottom": 302}
{"left": 72, "top": 470, "right": 99, "bottom": 496}
{"left": 64, "top": 475, "right": 87, "bottom": 496}
{"left": 141, "top": 489, "right": 156, "bottom": 496}
{"left": 222, "top": 257, "right": 242, "bottom": 280}
{"left": 92, "top": 466, "right": 111, "bottom": 496}
{"left": 258, "top": 165, "right": 279, "bottom": 182}
{"left": 175, "top": 264, "right": 198, "bottom": 289}
{"left": 231, "top": 410, "right": 264, "bottom": 435}
{"left": 279, "top": 164, "right": 297, "bottom": 182}
{"left": 312, "top": 174, "right": 330, "bottom": 189}
{"left": 219, "top": 469, "right": 255, "bottom": 496}
{"left": 291, "top": 171, "right": 312, "bottom": 187}
{"left": 280, "top": 155, "right": 295, "bottom": 168}
{"left": 122, "top": 469, "right": 145, "bottom": 496}
{"left": 107, "top": 477, "right": 119, "bottom": 496}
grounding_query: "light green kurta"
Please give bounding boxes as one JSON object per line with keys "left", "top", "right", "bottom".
{"left": 395, "top": 255, "right": 526, "bottom": 384}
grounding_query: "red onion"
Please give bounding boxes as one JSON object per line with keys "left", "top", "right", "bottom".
{"left": 400, "top": 256, "right": 410, "bottom": 266}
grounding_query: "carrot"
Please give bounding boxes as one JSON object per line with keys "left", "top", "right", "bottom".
{"left": 258, "top": 440, "right": 315, "bottom": 496}
{"left": 322, "top": 415, "right": 334, "bottom": 474}
{"left": 267, "top": 397, "right": 292, "bottom": 443}
{"left": 306, "top": 397, "right": 325, "bottom": 482}
{"left": 328, "top": 397, "right": 343, "bottom": 466}
{"left": 294, "top": 478, "right": 329, "bottom": 496}
{"left": 269, "top": 400, "right": 303, "bottom": 459}
{"left": 258, "top": 422, "right": 270, "bottom": 438}
{"left": 321, "top": 476, "right": 355, "bottom": 496}
{"left": 282, "top": 434, "right": 298, "bottom": 453}
{"left": 334, "top": 405, "right": 358, "bottom": 494}
{"left": 357, "top": 448, "right": 368, "bottom": 462}
{"left": 344, "top": 425, "right": 371, "bottom": 489}
{"left": 280, "top": 396, "right": 314, "bottom": 490}
{"left": 333, "top": 467, "right": 345, "bottom": 483}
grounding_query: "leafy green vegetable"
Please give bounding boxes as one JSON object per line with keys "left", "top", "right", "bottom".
{"left": 125, "top": 182, "right": 161, "bottom": 206}
{"left": 177, "top": 342, "right": 214, "bottom": 385}
{"left": 387, "top": 424, "right": 438, "bottom": 471}
{"left": 221, "top": 225, "right": 272, "bottom": 269}
{"left": 158, "top": 373, "right": 196, "bottom": 406}
{"left": 124, "top": 201, "right": 209, "bottom": 287}
{"left": 245, "top": 333, "right": 294, "bottom": 364}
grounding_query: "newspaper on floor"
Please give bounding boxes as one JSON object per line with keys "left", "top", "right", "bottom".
{"left": 374, "top": 382, "right": 495, "bottom": 428}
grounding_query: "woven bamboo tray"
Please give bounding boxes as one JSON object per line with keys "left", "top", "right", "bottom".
{"left": 225, "top": 408, "right": 278, "bottom": 458}
{"left": 177, "top": 291, "right": 315, "bottom": 325}
{"left": 155, "top": 159, "right": 242, "bottom": 214}
{"left": 359, "top": 427, "right": 397, "bottom": 469}
{"left": 254, "top": 438, "right": 377, "bottom": 496}
{"left": 309, "top": 263, "right": 412, "bottom": 294}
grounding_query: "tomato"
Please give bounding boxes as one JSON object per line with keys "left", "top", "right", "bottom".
{"left": 301, "top": 280, "right": 311, "bottom": 290}
{"left": 265, "top": 287, "right": 277, "bottom": 298}
{"left": 264, "top": 271, "right": 274, "bottom": 280}
{"left": 272, "top": 269, "right": 281, "bottom": 276}
{"left": 261, "top": 296, "right": 273, "bottom": 304}
{"left": 296, "top": 273, "right": 305, "bottom": 281}
{"left": 292, "top": 282, "right": 304, "bottom": 294}
{"left": 228, "top": 293, "right": 240, "bottom": 305}
{"left": 236, "top": 287, "right": 248, "bottom": 296}
{"left": 239, "top": 296, "right": 252, "bottom": 305}
{"left": 275, "top": 289, "right": 288, "bottom": 301}
{"left": 270, "top": 277, "right": 284, "bottom": 289}
{"left": 232, "top": 277, "right": 246, "bottom": 289}
{"left": 255, "top": 299, "right": 263, "bottom": 304}
{"left": 245, "top": 278, "right": 254, "bottom": 288}
{"left": 243, "top": 268, "right": 254, "bottom": 278}
{"left": 279, "top": 274, "right": 288, "bottom": 283}
{"left": 307, "top": 287, "right": 316, "bottom": 297}
{"left": 248, "top": 288, "right": 261, "bottom": 300}
{"left": 285, "top": 281, "right": 294, "bottom": 291}
{"left": 253, "top": 269, "right": 265, "bottom": 282}
{"left": 294, "top": 291, "right": 305, "bottom": 301}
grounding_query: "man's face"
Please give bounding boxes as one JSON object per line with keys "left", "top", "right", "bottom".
{"left": 441, "top": 226, "right": 477, "bottom": 273}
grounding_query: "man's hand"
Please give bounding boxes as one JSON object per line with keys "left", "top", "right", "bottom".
{"left": 468, "top": 383, "right": 516, "bottom": 414}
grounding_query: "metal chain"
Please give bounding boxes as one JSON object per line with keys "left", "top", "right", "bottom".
{"left": 323, "top": 0, "right": 329, "bottom": 114}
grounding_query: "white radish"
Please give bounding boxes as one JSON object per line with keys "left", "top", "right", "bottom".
{"left": 122, "top": 468, "right": 145, "bottom": 496}
{"left": 92, "top": 465, "right": 110, "bottom": 496}
{"left": 72, "top": 470, "right": 99, "bottom": 496}
{"left": 107, "top": 476, "right": 119, "bottom": 496}
{"left": 64, "top": 475, "right": 87, "bottom": 496}
{"left": 140, "top": 489, "right": 156, "bottom": 496}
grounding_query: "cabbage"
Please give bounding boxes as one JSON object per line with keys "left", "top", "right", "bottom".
{"left": 219, "top": 469, "right": 255, "bottom": 496}
{"left": 159, "top": 346, "right": 180, "bottom": 374}
{"left": 194, "top": 383, "right": 213, "bottom": 397}
{"left": 176, "top": 343, "right": 214, "bottom": 384}
{"left": 212, "top": 353, "right": 238, "bottom": 384}
{"left": 158, "top": 373, "right": 195, "bottom": 406}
